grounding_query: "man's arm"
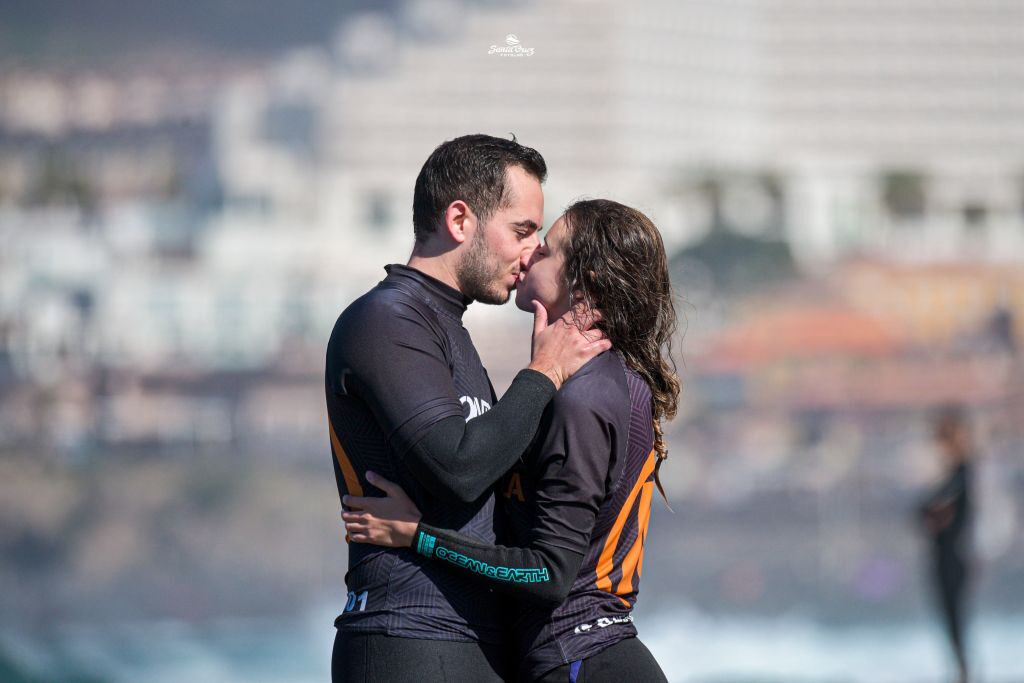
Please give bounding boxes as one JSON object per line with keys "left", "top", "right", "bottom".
{"left": 345, "top": 386, "right": 614, "bottom": 605}
{"left": 335, "top": 296, "right": 609, "bottom": 503}
{"left": 402, "top": 370, "right": 557, "bottom": 502}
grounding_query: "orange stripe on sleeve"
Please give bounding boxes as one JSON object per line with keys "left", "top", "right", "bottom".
{"left": 595, "top": 449, "right": 657, "bottom": 597}
{"left": 329, "top": 418, "right": 363, "bottom": 497}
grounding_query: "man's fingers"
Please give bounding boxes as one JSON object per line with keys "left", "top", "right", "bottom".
{"left": 571, "top": 305, "right": 594, "bottom": 330}
{"left": 580, "top": 314, "right": 604, "bottom": 331}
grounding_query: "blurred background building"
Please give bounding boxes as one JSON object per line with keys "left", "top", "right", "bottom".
{"left": 1, "top": 1, "right": 1022, "bottom": 681}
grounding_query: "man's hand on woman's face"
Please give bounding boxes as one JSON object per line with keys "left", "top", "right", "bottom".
{"left": 342, "top": 471, "right": 422, "bottom": 547}
{"left": 528, "top": 300, "right": 610, "bottom": 390}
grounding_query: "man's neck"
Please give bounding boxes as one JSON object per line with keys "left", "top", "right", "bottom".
{"left": 407, "top": 254, "right": 462, "bottom": 294}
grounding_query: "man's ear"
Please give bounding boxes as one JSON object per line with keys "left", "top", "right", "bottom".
{"left": 444, "top": 200, "right": 476, "bottom": 244}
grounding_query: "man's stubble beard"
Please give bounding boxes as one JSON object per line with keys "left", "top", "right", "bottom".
{"left": 456, "top": 223, "right": 511, "bottom": 305}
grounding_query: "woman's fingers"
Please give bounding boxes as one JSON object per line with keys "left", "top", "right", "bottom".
{"left": 344, "top": 519, "right": 369, "bottom": 533}
{"left": 342, "top": 494, "right": 371, "bottom": 510}
{"left": 365, "top": 471, "right": 403, "bottom": 497}
{"left": 344, "top": 495, "right": 388, "bottom": 516}
{"left": 341, "top": 511, "right": 368, "bottom": 522}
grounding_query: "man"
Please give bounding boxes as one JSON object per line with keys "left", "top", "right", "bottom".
{"left": 325, "top": 134, "right": 610, "bottom": 682}
{"left": 919, "top": 405, "right": 974, "bottom": 683}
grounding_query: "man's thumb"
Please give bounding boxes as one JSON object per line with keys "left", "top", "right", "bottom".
{"left": 532, "top": 300, "right": 548, "bottom": 337}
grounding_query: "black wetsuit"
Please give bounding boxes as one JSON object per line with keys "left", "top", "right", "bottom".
{"left": 325, "top": 264, "right": 556, "bottom": 681}
{"left": 921, "top": 461, "right": 972, "bottom": 679}
{"left": 412, "top": 351, "right": 668, "bottom": 682}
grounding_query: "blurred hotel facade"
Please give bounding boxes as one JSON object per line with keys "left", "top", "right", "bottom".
{"left": 1, "top": 0, "right": 1021, "bottom": 462}
{"left": 1, "top": 0, "right": 1023, "bottom": 679}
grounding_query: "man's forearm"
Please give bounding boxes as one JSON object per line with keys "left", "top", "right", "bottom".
{"left": 401, "top": 369, "right": 555, "bottom": 503}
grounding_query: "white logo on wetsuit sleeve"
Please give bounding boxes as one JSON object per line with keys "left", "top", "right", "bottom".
{"left": 573, "top": 614, "right": 633, "bottom": 634}
{"left": 459, "top": 396, "right": 491, "bottom": 421}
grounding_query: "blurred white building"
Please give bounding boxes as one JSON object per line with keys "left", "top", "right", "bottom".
{"left": 216, "top": 0, "right": 1024, "bottom": 268}
{"left": 4, "top": 0, "right": 1024, "bottom": 382}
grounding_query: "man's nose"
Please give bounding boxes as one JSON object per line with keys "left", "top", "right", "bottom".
{"left": 520, "top": 232, "right": 540, "bottom": 269}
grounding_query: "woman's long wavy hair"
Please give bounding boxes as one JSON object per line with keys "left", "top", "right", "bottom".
{"left": 562, "top": 199, "right": 681, "bottom": 503}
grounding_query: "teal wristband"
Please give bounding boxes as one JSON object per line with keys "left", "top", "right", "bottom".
{"left": 415, "top": 529, "right": 437, "bottom": 557}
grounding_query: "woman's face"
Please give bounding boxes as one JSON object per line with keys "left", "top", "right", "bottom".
{"left": 514, "top": 215, "right": 571, "bottom": 320}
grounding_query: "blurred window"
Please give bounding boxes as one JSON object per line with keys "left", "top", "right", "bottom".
{"left": 881, "top": 171, "right": 927, "bottom": 220}
{"left": 365, "top": 191, "right": 392, "bottom": 232}
{"left": 962, "top": 202, "right": 987, "bottom": 231}
{"left": 263, "top": 102, "right": 315, "bottom": 156}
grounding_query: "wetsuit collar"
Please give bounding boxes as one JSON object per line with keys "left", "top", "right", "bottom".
{"left": 385, "top": 264, "right": 472, "bottom": 318}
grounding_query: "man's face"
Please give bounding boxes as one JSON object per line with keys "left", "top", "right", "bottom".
{"left": 515, "top": 215, "right": 571, "bottom": 319}
{"left": 456, "top": 165, "right": 544, "bottom": 305}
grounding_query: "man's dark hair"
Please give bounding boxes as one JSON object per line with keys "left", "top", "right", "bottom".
{"left": 412, "top": 134, "right": 547, "bottom": 243}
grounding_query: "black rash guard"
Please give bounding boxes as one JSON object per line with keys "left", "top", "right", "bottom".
{"left": 325, "top": 264, "right": 555, "bottom": 644}
{"left": 920, "top": 461, "right": 972, "bottom": 676}
{"left": 408, "top": 351, "right": 660, "bottom": 680}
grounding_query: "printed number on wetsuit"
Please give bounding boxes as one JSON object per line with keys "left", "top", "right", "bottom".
{"left": 344, "top": 590, "right": 368, "bottom": 613}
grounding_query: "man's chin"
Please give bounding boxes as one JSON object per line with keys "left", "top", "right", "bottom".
{"left": 474, "top": 287, "right": 512, "bottom": 306}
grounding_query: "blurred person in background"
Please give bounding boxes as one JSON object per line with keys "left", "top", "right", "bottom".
{"left": 344, "top": 199, "right": 678, "bottom": 682}
{"left": 918, "top": 404, "right": 975, "bottom": 683}
{"left": 325, "top": 134, "right": 610, "bottom": 682}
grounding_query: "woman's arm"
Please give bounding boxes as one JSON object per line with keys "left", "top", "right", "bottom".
{"left": 344, "top": 471, "right": 589, "bottom": 606}
{"left": 345, "top": 387, "right": 614, "bottom": 606}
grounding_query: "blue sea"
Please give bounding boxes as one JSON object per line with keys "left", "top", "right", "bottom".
{"left": 4, "top": 604, "right": 1022, "bottom": 682}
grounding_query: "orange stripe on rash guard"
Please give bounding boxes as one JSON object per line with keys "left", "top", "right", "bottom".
{"left": 635, "top": 487, "right": 652, "bottom": 581}
{"left": 615, "top": 480, "right": 654, "bottom": 598}
{"left": 595, "top": 449, "right": 657, "bottom": 600}
{"left": 329, "top": 418, "right": 363, "bottom": 497}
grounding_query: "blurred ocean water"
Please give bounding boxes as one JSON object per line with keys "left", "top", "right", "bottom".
{"left": 4, "top": 605, "right": 1022, "bottom": 683}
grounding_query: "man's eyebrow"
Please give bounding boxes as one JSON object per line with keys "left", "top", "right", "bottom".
{"left": 511, "top": 220, "right": 540, "bottom": 231}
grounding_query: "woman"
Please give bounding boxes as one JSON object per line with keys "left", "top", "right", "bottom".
{"left": 343, "top": 199, "right": 679, "bottom": 682}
